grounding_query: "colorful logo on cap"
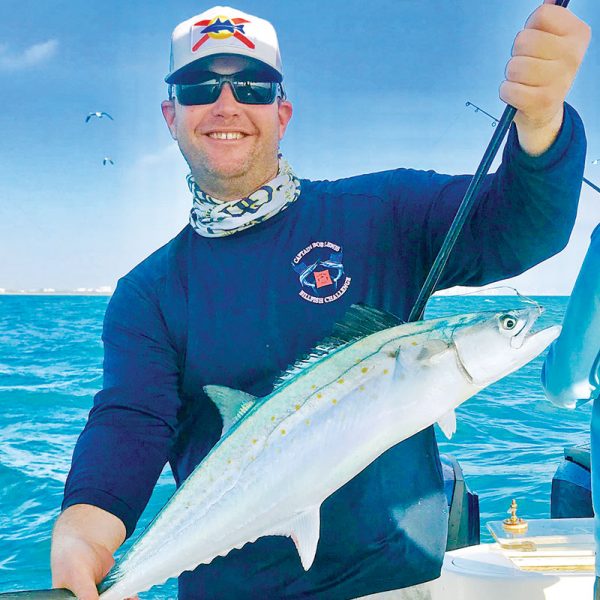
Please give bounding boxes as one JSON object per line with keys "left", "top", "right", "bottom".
{"left": 192, "top": 16, "right": 255, "bottom": 52}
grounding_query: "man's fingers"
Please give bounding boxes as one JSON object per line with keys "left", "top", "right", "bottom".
{"left": 505, "top": 55, "right": 562, "bottom": 87}
{"left": 502, "top": 1, "right": 590, "bottom": 133}
{"left": 53, "top": 573, "right": 99, "bottom": 600}
{"left": 526, "top": 3, "right": 582, "bottom": 37}
{"left": 56, "top": 579, "right": 98, "bottom": 600}
{"left": 512, "top": 28, "right": 566, "bottom": 61}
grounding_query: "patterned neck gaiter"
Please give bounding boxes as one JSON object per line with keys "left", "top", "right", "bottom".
{"left": 188, "top": 157, "right": 301, "bottom": 238}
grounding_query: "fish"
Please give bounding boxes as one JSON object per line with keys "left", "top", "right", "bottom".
{"left": 200, "top": 18, "right": 241, "bottom": 35}
{"left": 2, "top": 304, "right": 560, "bottom": 600}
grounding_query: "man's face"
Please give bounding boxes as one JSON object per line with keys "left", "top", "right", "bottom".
{"left": 161, "top": 56, "right": 293, "bottom": 200}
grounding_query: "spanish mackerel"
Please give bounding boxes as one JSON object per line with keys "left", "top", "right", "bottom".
{"left": 3, "top": 305, "right": 560, "bottom": 599}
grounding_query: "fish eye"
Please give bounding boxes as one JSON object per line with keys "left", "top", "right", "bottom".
{"left": 499, "top": 314, "right": 518, "bottom": 331}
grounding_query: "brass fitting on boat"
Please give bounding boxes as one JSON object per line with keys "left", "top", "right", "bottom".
{"left": 502, "top": 498, "right": 528, "bottom": 533}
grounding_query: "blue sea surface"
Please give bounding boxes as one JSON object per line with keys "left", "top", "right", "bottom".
{"left": 0, "top": 295, "right": 592, "bottom": 597}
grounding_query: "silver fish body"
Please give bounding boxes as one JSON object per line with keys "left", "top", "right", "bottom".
{"left": 98, "top": 305, "right": 559, "bottom": 599}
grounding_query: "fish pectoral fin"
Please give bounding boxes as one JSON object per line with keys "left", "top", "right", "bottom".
{"left": 415, "top": 339, "right": 450, "bottom": 364}
{"left": 394, "top": 340, "right": 449, "bottom": 380}
{"left": 437, "top": 409, "right": 457, "bottom": 439}
{"left": 203, "top": 385, "right": 259, "bottom": 436}
{"left": 267, "top": 506, "right": 321, "bottom": 571}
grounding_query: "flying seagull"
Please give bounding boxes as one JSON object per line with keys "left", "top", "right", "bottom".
{"left": 103, "top": 157, "right": 114, "bottom": 166}
{"left": 86, "top": 111, "right": 114, "bottom": 123}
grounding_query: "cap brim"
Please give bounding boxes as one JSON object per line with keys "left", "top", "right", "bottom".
{"left": 165, "top": 54, "right": 282, "bottom": 84}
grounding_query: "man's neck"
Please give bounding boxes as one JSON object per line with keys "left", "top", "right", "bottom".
{"left": 194, "top": 166, "right": 280, "bottom": 202}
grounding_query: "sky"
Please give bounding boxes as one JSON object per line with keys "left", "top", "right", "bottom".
{"left": 0, "top": 0, "right": 598, "bottom": 294}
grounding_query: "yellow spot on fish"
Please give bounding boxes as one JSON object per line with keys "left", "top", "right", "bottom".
{"left": 332, "top": 399, "right": 338, "bottom": 404}
{"left": 355, "top": 359, "right": 361, "bottom": 364}
{"left": 305, "top": 419, "right": 310, "bottom": 425}
{"left": 227, "top": 459, "right": 232, "bottom": 464}
{"left": 411, "top": 341, "right": 417, "bottom": 346}
{"left": 384, "top": 369, "right": 389, "bottom": 375}
{"left": 359, "top": 385, "right": 365, "bottom": 391}
{"left": 271, "top": 416, "right": 276, "bottom": 421}
{"left": 361, "top": 367, "right": 368, "bottom": 374}
{"left": 338, "top": 378, "right": 345, "bottom": 384}
{"left": 295, "top": 404, "right": 301, "bottom": 411}
{"left": 317, "top": 393, "right": 322, "bottom": 399}
{"left": 281, "top": 429, "right": 286, "bottom": 435}
{"left": 252, "top": 439, "right": 257, "bottom": 444}
{"left": 311, "top": 384, "right": 316, "bottom": 389}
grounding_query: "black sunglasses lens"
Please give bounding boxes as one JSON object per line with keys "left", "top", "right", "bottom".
{"left": 176, "top": 81, "right": 221, "bottom": 106}
{"left": 175, "top": 80, "right": 278, "bottom": 106}
{"left": 231, "top": 81, "right": 277, "bottom": 104}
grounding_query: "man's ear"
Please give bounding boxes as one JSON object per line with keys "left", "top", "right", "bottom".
{"left": 277, "top": 100, "right": 293, "bottom": 140}
{"left": 161, "top": 100, "right": 178, "bottom": 140}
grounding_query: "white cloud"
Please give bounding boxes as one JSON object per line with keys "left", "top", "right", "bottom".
{"left": 0, "top": 39, "right": 59, "bottom": 71}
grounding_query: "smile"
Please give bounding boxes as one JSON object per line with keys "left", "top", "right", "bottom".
{"left": 207, "top": 132, "right": 247, "bottom": 140}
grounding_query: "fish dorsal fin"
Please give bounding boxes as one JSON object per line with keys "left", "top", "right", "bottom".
{"left": 328, "top": 304, "right": 404, "bottom": 343}
{"left": 394, "top": 339, "right": 450, "bottom": 380}
{"left": 266, "top": 506, "right": 321, "bottom": 571}
{"left": 437, "top": 409, "right": 457, "bottom": 439}
{"left": 273, "top": 304, "right": 403, "bottom": 389}
{"left": 203, "top": 385, "right": 258, "bottom": 436}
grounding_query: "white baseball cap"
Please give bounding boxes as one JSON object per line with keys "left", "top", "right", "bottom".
{"left": 165, "top": 6, "right": 283, "bottom": 84}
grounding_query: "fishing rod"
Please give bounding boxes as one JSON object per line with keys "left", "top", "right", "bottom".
{"left": 465, "top": 102, "right": 498, "bottom": 127}
{"left": 467, "top": 101, "right": 600, "bottom": 195}
{"left": 408, "top": 0, "right": 571, "bottom": 323}
{"left": 0, "top": 592, "right": 74, "bottom": 598}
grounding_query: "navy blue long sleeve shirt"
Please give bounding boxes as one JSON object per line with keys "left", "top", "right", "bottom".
{"left": 63, "top": 104, "right": 586, "bottom": 599}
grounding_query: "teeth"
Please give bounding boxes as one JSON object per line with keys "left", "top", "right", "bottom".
{"left": 208, "top": 132, "right": 245, "bottom": 140}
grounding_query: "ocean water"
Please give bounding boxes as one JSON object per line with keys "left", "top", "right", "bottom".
{"left": 0, "top": 295, "right": 592, "bottom": 597}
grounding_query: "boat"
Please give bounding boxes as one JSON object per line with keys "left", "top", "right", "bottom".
{"left": 356, "top": 447, "right": 595, "bottom": 599}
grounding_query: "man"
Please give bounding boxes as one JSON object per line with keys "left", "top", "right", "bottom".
{"left": 52, "top": 3, "right": 591, "bottom": 599}
{"left": 541, "top": 224, "right": 600, "bottom": 598}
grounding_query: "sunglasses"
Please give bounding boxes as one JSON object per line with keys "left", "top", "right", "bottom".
{"left": 172, "top": 74, "right": 285, "bottom": 106}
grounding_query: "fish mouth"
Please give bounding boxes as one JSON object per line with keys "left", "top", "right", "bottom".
{"left": 518, "top": 323, "right": 562, "bottom": 354}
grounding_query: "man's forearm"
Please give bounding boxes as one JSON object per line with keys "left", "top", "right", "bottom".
{"left": 515, "top": 105, "right": 565, "bottom": 157}
{"left": 51, "top": 504, "right": 127, "bottom": 597}
{"left": 53, "top": 504, "right": 126, "bottom": 552}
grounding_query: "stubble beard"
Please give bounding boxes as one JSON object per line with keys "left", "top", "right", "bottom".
{"left": 181, "top": 138, "right": 279, "bottom": 201}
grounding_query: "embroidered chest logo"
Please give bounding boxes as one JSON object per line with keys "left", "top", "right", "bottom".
{"left": 192, "top": 16, "right": 255, "bottom": 52}
{"left": 291, "top": 242, "right": 352, "bottom": 304}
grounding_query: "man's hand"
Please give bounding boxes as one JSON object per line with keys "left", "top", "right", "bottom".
{"left": 501, "top": 0, "right": 591, "bottom": 156}
{"left": 51, "top": 533, "right": 114, "bottom": 600}
{"left": 51, "top": 504, "right": 138, "bottom": 600}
